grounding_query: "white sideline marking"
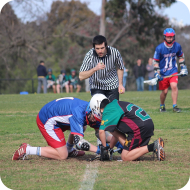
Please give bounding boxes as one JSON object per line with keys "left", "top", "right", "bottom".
{"left": 79, "top": 163, "right": 99, "bottom": 190}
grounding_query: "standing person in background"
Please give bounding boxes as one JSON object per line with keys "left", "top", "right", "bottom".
{"left": 37, "top": 61, "right": 47, "bottom": 94}
{"left": 123, "top": 62, "right": 128, "bottom": 91}
{"left": 133, "top": 59, "right": 146, "bottom": 91}
{"left": 146, "top": 58, "right": 157, "bottom": 91}
{"left": 46, "top": 68, "right": 56, "bottom": 93}
{"left": 79, "top": 35, "right": 125, "bottom": 102}
{"left": 153, "top": 28, "right": 188, "bottom": 113}
{"left": 56, "top": 70, "right": 69, "bottom": 93}
{"left": 69, "top": 69, "right": 81, "bottom": 93}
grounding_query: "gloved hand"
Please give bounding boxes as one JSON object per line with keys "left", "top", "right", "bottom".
{"left": 115, "top": 141, "right": 123, "bottom": 154}
{"left": 180, "top": 65, "right": 188, "bottom": 77}
{"left": 100, "top": 144, "right": 110, "bottom": 161}
{"left": 154, "top": 72, "right": 163, "bottom": 81}
{"left": 96, "top": 143, "right": 109, "bottom": 154}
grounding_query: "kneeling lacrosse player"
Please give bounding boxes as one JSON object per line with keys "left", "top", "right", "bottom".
{"left": 12, "top": 97, "right": 106, "bottom": 161}
{"left": 90, "top": 94, "right": 165, "bottom": 162}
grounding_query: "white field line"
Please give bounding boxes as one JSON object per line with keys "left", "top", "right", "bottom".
{"left": 79, "top": 163, "right": 99, "bottom": 190}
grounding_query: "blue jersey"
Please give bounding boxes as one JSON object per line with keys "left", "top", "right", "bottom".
{"left": 38, "top": 97, "right": 100, "bottom": 137}
{"left": 153, "top": 42, "right": 183, "bottom": 76}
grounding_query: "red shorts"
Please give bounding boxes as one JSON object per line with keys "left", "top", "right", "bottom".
{"left": 159, "top": 73, "right": 178, "bottom": 90}
{"left": 36, "top": 114, "right": 66, "bottom": 148}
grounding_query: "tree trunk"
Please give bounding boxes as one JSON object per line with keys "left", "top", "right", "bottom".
{"left": 99, "top": 0, "right": 106, "bottom": 36}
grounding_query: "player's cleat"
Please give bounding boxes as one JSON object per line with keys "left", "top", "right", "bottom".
{"left": 153, "top": 138, "right": 165, "bottom": 161}
{"left": 68, "top": 149, "right": 85, "bottom": 157}
{"left": 12, "top": 143, "right": 28, "bottom": 160}
{"left": 160, "top": 106, "right": 166, "bottom": 112}
{"left": 173, "top": 106, "right": 181, "bottom": 113}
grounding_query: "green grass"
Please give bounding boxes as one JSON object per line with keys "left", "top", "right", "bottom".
{"left": 0, "top": 90, "right": 190, "bottom": 190}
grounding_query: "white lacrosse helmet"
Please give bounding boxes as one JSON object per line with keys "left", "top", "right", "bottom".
{"left": 90, "top": 94, "right": 108, "bottom": 122}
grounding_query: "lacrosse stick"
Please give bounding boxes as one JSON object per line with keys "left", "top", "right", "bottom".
{"left": 144, "top": 73, "right": 182, "bottom": 86}
{"left": 86, "top": 148, "right": 122, "bottom": 162}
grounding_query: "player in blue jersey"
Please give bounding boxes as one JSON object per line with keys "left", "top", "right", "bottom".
{"left": 153, "top": 28, "right": 188, "bottom": 113}
{"left": 12, "top": 97, "right": 122, "bottom": 161}
{"left": 12, "top": 97, "right": 105, "bottom": 161}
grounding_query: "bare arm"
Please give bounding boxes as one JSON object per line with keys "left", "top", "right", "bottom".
{"left": 179, "top": 58, "right": 184, "bottom": 63}
{"left": 99, "top": 129, "right": 106, "bottom": 147}
{"left": 117, "top": 68, "right": 125, "bottom": 94}
{"left": 79, "top": 62, "right": 106, "bottom": 81}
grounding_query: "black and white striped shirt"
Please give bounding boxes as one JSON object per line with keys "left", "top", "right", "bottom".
{"left": 80, "top": 46, "right": 124, "bottom": 90}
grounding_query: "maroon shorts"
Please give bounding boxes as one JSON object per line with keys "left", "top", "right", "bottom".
{"left": 123, "top": 136, "right": 151, "bottom": 151}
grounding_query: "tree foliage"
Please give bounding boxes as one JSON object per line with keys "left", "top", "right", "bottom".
{"left": 1, "top": 0, "right": 189, "bottom": 93}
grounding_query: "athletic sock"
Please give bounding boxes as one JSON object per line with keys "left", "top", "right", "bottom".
{"left": 26, "top": 146, "right": 41, "bottom": 156}
{"left": 66, "top": 142, "right": 74, "bottom": 153}
{"left": 147, "top": 143, "right": 154, "bottom": 152}
{"left": 173, "top": 104, "right": 177, "bottom": 108}
{"left": 160, "top": 104, "right": 165, "bottom": 107}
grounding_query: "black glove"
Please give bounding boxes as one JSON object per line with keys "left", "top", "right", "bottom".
{"left": 100, "top": 145, "right": 110, "bottom": 161}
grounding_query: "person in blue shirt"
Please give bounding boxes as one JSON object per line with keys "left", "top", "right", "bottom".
{"left": 37, "top": 61, "right": 47, "bottom": 93}
{"left": 12, "top": 97, "right": 101, "bottom": 160}
{"left": 153, "top": 28, "right": 188, "bottom": 113}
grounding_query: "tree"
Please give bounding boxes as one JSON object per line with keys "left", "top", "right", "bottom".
{"left": 105, "top": 0, "right": 177, "bottom": 47}
{"left": 99, "top": 0, "right": 106, "bottom": 36}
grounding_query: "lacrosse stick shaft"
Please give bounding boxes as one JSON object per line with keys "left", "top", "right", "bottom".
{"left": 113, "top": 148, "right": 122, "bottom": 153}
{"left": 144, "top": 73, "right": 181, "bottom": 84}
{"left": 163, "top": 73, "right": 181, "bottom": 78}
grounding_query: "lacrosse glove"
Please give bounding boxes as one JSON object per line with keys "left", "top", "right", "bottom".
{"left": 180, "top": 65, "right": 188, "bottom": 77}
{"left": 96, "top": 143, "right": 109, "bottom": 154}
{"left": 154, "top": 72, "right": 163, "bottom": 81}
{"left": 100, "top": 145, "right": 111, "bottom": 161}
{"left": 115, "top": 141, "right": 123, "bottom": 154}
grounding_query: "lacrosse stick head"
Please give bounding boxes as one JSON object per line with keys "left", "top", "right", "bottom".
{"left": 144, "top": 78, "right": 158, "bottom": 86}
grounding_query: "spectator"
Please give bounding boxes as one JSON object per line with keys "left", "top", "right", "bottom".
{"left": 146, "top": 58, "right": 157, "bottom": 91}
{"left": 123, "top": 62, "right": 128, "bottom": 91}
{"left": 69, "top": 69, "right": 81, "bottom": 93}
{"left": 56, "top": 70, "right": 69, "bottom": 93}
{"left": 46, "top": 68, "right": 56, "bottom": 93}
{"left": 37, "top": 60, "right": 47, "bottom": 94}
{"left": 79, "top": 35, "right": 125, "bottom": 102}
{"left": 85, "top": 78, "right": 90, "bottom": 93}
{"left": 133, "top": 59, "right": 146, "bottom": 91}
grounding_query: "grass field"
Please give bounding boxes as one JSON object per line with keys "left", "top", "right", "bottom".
{"left": 0, "top": 90, "right": 190, "bottom": 190}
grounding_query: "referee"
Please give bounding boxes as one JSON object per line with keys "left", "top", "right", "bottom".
{"left": 79, "top": 35, "right": 125, "bottom": 102}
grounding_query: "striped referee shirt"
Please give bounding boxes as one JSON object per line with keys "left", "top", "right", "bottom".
{"left": 80, "top": 46, "right": 124, "bottom": 90}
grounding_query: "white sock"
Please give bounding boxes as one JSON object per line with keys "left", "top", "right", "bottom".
{"left": 26, "top": 146, "right": 41, "bottom": 156}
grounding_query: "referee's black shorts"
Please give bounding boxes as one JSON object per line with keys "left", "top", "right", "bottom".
{"left": 91, "top": 88, "right": 119, "bottom": 102}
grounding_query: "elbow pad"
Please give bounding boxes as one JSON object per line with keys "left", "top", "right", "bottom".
{"left": 179, "top": 60, "right": 185, "bottom": 67}
{"left": 154, "top": 67, "right": 160, "bottom": 72}
{"left": 74, "top": 135, "right": 90, "bottom": 151}
{"left": 153, "top": 59, "right": 159, "bottom": 66}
